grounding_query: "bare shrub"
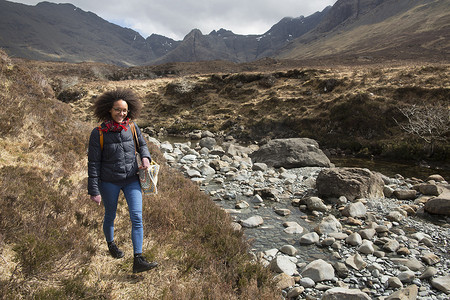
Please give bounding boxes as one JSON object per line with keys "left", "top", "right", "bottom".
{"left": 395, "top": 103, "right": 450, "bottom": 155}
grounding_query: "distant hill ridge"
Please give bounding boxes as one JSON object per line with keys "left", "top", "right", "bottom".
{"left": 0, "top": 0, "right": 448, "bottom": 66}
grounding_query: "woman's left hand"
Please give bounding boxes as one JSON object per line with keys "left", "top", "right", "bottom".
{"left": 140, "top": 157, "right": 150, "bottom": 170}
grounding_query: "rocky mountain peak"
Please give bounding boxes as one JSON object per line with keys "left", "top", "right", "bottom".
{"left": 0, "top": 0, "right": 447, "bottom": 66}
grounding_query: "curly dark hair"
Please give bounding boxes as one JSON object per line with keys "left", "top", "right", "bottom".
{"left": 92, "top": 88, "right": 142, "bottom": 121}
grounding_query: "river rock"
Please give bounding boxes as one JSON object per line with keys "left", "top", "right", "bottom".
{"left": 342, "top": 201, "right": 367, "bottom": 218}
{"left": 159, "top": 141, "right": 174, "bottom": 153}
{"left": 321, "top": 287, "right": 371, "bottom": 300}
{"left": 393, "top": 189, "right": 417, "bottom": 200}
{"left": 200, "top": 164, "right": 216, "bottom": 176}
{"left": 383, "top": 239, "right": 400, "bottom": 252}
{"left": 359, "top": 228, "right": 376, "bottom": 240}
{"left": 332, "top": 261, "right": 349, "bottom": 278}
{"left": 163, "top": 153, "right": 176, "bottom": 162}
{"left": 188, "top": 130, "right": 202, "bottom": 139}
{"left": 306, "top": 196, "right": 328, "bottom": 212}
{"left": 315, "top": 215, "right": 342, "bottom": 235}
{"left": 286, "top": 286, "right": 305, "bottom": 298}
{"left": 209, "top": 159, "right": 227, "bottom": 171}
{"left": 251, "top": 194, "right": 264, "bottom": 204}
{"left": 299, "top": 277, "right": 315, "bottom": 288}
{"left": 421, "top": 252, "right": 440, "bottom": 265}
{"left": 270, "top": 255, "right": 297, "bottom": 276}
{"left": 424, "top": 188, "right": 450, "bottom": 216}
{"left": 417, "top": 183, "right": 444, "bottom": 196}
{"left": 249, "top": 138, "right": 331, "bottom": 168}
{"left": 274, "top": 208, "right": 291, "bottom": 216}
{"left": 346, "top": 232, "right": 363, "bottom": 246}
{"left": 186, "top": 168, "right": 201, "bottom": 178}
{"left": 299, "top": 232, "right": 320, "bottom": 245}
{"left": 240, "top": 216, "right": 264, "bottom": 228}
{"left": 420, "top": 267, "right": 438, "bottom": 279}
{"left": 410, "top": 232, "right": 430, "bottom": 242}
{"left": 427, "top": 174, "right": 445, "bottom": 182}
{"left": 329, "top": 232, "right": 348, "bottom": 240}
{"left": 431, "top": 275, "right": 450, "bottom": 294}
{"left": 358, "top": 240, "right": 375, "bottom": 254}
{"left": 230, "top": 222, "right": 242, "bottom": 232}
{"left": 391, "top": 258, "right": 424, "bottom": 272}
{"left": 346, "top": 253, "right": 367, "bottom": 270}
{"left": 384, "top": 185, "right": 395, "bottom": 197}
{"left": 254, "top": 188, "right": 280, "bottom": 202}
{"left": 321, "top": 237, "right": 336, "bottom": 247}
{"left": 385, "top": 285, "right": 418, "bottom": 300}
{"left": 235, "top": 201, "right": 249, "bottom": 209}
{"left": 316, "top": 168, "right": 384, "bottom": 201}
{"left": 181, "top": 154, "right": 197, "bottom": 162}
{"left": 280, "top": 245, "right": 298, "bottom": 256}
{"left": 252, "top": 162, "right": 268, "bottom": 171}
{"left": 199, "top": 137, "right": 217, "bottom": 150}
{"left": 283, "top": 222, "right": 304, "bottom": 234}
{"left": 387, "top": 210, "right": 405, "bottom": 222}
{"left": 300, "top": 259, "right": 335, "bottom": 282}
{"left": 397, "top": 270, "right": 416, "bottom": 283}
{"left": 211, "top": 146, "right": 226, "bottom": 156}
{"left": 273, "top": 272, "right": 295, "bottom": 290}
{"left": 388, "top": 277, "right": 403, "bottom": 289}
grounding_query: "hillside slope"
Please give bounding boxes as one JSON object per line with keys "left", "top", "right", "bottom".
{"left": 0, "top": 0, "right": 164, "bottom": 66}
{"left": 277, "top": 0, "right": 450, "bottom": 63}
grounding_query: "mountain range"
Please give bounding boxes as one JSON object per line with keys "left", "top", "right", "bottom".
{"left": 0, "top": 0, "right": 448, "bottom": 66}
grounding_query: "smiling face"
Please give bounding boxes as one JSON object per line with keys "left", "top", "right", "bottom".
{"left": 109, "top": 100, "right": 128, "bottom": 123}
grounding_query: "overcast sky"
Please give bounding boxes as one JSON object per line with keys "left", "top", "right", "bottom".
{"left": 12, "top": 0, "right": 337, "bottom": 40}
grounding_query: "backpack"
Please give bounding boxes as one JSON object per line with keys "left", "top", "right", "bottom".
{"left": 98, "top": 122, "right": 137, "bottom": 151}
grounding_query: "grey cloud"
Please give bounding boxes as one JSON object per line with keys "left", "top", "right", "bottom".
{"left": 14, "top": 0, "right": 336, "bottom": 40}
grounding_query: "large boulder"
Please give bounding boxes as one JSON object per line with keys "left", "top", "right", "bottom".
{"left": 424, "top": 188, "right": 450, "bottom": 216}
{"left": 249, "top": 138, "right": 331, "bottom": 168}
{"left": 316, "top": 168, "right": 384, "bottom": 201}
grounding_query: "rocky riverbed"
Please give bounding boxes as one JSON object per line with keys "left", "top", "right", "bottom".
{"left": 148, "top": 132, "right": 450, "bottom": 300}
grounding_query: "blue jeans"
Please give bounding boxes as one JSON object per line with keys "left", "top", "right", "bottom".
{"left": 99, "top": 180, "right": 143, "bottom": 254}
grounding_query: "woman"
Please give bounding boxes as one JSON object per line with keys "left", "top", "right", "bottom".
{"left": 87, "top": 88, "right": 157, "bottom": 273}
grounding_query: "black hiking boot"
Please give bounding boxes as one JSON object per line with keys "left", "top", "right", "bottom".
{"left": 107, "top": 241, "right": 124, "bottom": 259}
{"left": 133, "top": 254, "right": 158, "bottom": 273}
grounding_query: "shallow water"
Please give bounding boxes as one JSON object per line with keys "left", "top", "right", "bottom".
{"left": 201, "top": 181, "right": 336, "bottom": 262}
{"left": 331, "top": 157, "right": 449, "bottom": 181}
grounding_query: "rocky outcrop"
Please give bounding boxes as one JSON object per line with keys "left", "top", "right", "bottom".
{"left": 316, "top": 167, "right": 385, "bottom": 201}
{"left": 250, "top": 138, "right": 332, "bottom": 168}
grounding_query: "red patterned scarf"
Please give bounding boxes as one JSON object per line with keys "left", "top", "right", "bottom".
{"left": 98, "top": 118, "right": 130, "bottom": 132}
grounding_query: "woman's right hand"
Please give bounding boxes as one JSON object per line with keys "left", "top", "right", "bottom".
{"left": 90, "top": 195, "right": 101, "bottom": 205}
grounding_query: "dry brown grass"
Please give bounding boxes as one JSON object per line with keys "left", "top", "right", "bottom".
{"left": 23, "top": 57, "right": 449, "bottom": 161}
{"left": 0, "top": 50, "right": 279, "bottom": 299}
